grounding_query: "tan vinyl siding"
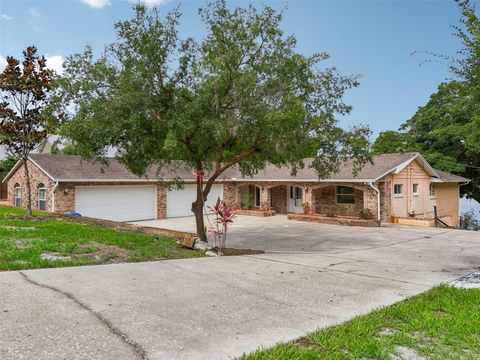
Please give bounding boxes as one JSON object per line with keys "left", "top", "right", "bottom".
{"left": 390, "top": 160, "right": 436, "bottom": 218}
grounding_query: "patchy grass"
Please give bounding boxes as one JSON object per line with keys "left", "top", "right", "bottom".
{"left": 239, "top": 285, "right": 480, "bottom": 360}
{"left": 0, "top": 206, "right": 203, "bottom": 271}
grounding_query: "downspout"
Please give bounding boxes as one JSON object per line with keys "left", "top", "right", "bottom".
{"left": 368, "top": 182, "right": 381, "bottom": 221}
{"left": 52, "top": 182, "right": 59, "bottom": 213}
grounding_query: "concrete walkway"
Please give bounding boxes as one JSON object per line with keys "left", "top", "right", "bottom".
{"left": 1, "top": 224, "right": 480, "bottom": 360}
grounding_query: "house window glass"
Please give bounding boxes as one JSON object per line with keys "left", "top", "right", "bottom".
{"left": 254, "top": 186, "right": 261, "bottom": 207}
{"left": 294, "top": 187, "right": 303, "bottom": 207}
{"left": 394, "top": 184, "right": 403, "bottom": 196}
{"left": 429, "top": 183, "right": 436, "bottom": 197}
{"left": 14, "top": 184, "right": 21, "bottom": 207}
{"left": 412, "top": 183, "right": 419, "bottom": 195}
{"left": 38, "top": 183, "right": 46, "bottom": 210}
{"left": 336, "top": 186, "right": 355, "bottom": 204}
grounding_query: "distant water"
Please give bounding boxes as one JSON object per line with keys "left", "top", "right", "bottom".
{"left": 460, "top": 197, "right": 480, "bottom": 220}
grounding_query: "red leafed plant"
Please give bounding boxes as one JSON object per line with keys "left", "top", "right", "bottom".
{"left": 208, "top": 197, "right": 235, "bottom": 255}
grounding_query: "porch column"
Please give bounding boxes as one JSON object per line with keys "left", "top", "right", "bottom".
{"left": 303, "top": 186, "right": 313, "bottom": 214}
{"left": 363, "top": 187, "right": 379, "bottom": 219}
{"left": 260, "top": 187, "right": 271, "bottom": 210}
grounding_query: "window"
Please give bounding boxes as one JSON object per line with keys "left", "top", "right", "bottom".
{"left": 38, "top": 183, "right": 46, "bottom": 210}
{"left": 254, "top": 186, "right": 261, "bottom": 207}
{"left": 429, "top": 183, "right": 436, "bottom": 197}
{"left": 394, "top": 184, "right": 403, "bottom": 196}
{"left": 412, "top": 183, "right": 419, "bottom": 196}
{"left": 14, "top": 184, "right": 21, "bottom": 207}
{"left": 294, "top": 187, "right": 303, "bottom": 207}
{"left": 336, "top": 186, "right": 355, "bottom": 204}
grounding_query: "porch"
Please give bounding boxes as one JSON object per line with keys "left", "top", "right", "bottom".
{"left": 223, "top": 181, "right": 380, "bottom": 226}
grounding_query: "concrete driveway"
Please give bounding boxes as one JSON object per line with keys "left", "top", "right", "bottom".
{"left": 1, "top": 219, "right": 480, "bottom": 360}
{"left": 132, "top": 214, "right": 475, "bottom": 253}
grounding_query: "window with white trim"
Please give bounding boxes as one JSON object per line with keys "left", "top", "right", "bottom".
{"left": 429, "top": 183, "right": 436, "bottom": 197}
{"left": 14, "top": 184, "right": 21, "bottom": 207}
{"left": 336, "top": 186, "right": 355, "bottom": 204}
{"left": 38, "top": 183, "right": 46, "bottom": 210}
{"left": 394, "top": 184, "right": 403, "bottom": 196}
{"left": 412, "top": 183, "right": 419, "bottom": 196}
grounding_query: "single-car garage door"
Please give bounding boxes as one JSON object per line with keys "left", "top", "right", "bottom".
{"left": 167, "top": 184, "right": 223, "bottom": 218}
{"left": 75, "top": 185, "right": 156, "bottom": 222}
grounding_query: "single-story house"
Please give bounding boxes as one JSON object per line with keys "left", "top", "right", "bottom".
{"left": 4, "top": 152, "right": 469, "bottom": 227}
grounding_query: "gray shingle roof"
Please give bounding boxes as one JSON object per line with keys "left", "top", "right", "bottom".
{"left": 22, "top": 152, "right": 468, "bottom": 184}
{"left": 434, "top": 169, "right": 470, "bottom": 183}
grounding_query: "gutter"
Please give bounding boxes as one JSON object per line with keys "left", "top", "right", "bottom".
{"left": 367, "top": 182, "right": 381, "bottom": 221}
{"left": 52, "top": 182, "right": 59, "bottom": 212}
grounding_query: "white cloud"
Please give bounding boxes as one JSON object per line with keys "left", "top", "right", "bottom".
{"left": 0, "top": 55, "right": 7, "bottom": 72}
{"left": 45, "top": 55, "right": 65, "bottom": 75}
{"left": 129, "top": 0, "right": 169, "bottom": 7}
{"left": 1, "top": 13, "right": 12, "bottom": 20}
{"left": 28, "top": 7, "right": 41, "bottom": 17}
{"left": 0, "top": 53, "right": 64, "bottom": 75}
{"left": 81, "top": 0, "right": 111, "bottom": 9}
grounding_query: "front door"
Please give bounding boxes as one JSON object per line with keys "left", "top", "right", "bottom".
{"left": 288, "top": 186, "right": 303, "bottom": 213}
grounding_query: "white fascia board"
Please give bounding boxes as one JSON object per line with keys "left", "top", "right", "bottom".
{"left": 54, "top": 178, "right": 225, "bottom": 183}
{"left": 2, "top": 156, "right": 56, "bottom": 183}
{"left": 391, "top": 154, "right": 419, "bottom": 175}
{"left": 28, "top": 156, "right": 56, "bottom": 181}
{"left": 227, "top": 178, "right": 374, "bottom": 183}
{"left": 2, "top": 159, "right": 22, "bottom": 184}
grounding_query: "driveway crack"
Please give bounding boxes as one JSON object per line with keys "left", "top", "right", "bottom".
{"left": 18, "top": 271, "right": 148, "bottom": 360}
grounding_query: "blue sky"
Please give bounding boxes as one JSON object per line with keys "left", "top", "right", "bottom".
{"left": 0, "top": 0, "right": 465, "bottom": 138}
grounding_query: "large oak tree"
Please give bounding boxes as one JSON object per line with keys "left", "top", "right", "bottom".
{"left": 59, "top": 1, "right": 370, "bottom": 241}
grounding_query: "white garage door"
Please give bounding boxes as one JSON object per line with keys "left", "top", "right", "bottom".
{"left": 75, "top": 185, "right": 156, "bottom": 222}
{"left": 167, "top": 184, "right": 223, "bottom": 218}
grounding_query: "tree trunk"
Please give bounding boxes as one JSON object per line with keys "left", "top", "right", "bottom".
{"left": 22, "top": 158, "right": 33, "bottom": 217}
{"left": 192, "top": 175, "right": 207, "bottom": 242}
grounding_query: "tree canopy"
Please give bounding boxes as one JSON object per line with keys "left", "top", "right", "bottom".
{"left": 373, "top": 0, "right": 480, "bottom": 201}
{"left": 58, "top": 1, "right": 371, "bottom": 240}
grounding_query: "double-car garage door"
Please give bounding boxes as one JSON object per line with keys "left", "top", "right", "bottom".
{"left": 75, "top": 184, "right": 223, "bottom": 222}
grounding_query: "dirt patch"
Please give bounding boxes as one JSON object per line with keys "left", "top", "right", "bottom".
{"left": 73, "top": 242, "right": 132, "bottom": 264}
{"left": 222, "top": 248, "right": 264, "bottom": 256}
{"left": 40, "top": 252, "right": 72, "bottom": 261}
{"left": 0, "top": 225, "right": 37, "bottom": 231}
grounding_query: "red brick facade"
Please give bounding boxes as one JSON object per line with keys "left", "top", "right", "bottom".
{"left": 222, "top": 181, "right": 380, "bottom": 220}
{"left": 7, "top": 160, "right": 55, "bottom": 212}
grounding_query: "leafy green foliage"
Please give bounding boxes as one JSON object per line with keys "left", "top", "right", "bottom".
{"left": 0, "top": 155, "right": 17, "bottom": 173}
{"left": 239, "top": 285, "right": 480, "bottom": 359}
{"left": 373, "top": 1, "right": 480, "bottom": 201}
{"left": 0, "top": 46, "right": 62, "bottom": 216}
{"left": 58, "top": 1, "right": 371, "bottom": 239}
{"left": 459, "top": 209, "right": 480, "bottom": 231}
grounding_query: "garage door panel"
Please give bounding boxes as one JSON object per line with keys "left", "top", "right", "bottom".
{"left": 167, "top": 184, "right": 223, "bottom": 218}
{"left": 75, "top": 186, "right": 156, "bottom": 222}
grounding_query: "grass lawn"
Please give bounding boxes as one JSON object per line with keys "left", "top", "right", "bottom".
{"left": 239, "top": 285, "right": 480, "bottom": 360}
{"left": 0, "top": 206, "right": 203, "bottom": 271}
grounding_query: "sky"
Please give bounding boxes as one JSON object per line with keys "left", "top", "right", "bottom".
{"left": 0, "top": 0, "right": 467, "bottom": 139}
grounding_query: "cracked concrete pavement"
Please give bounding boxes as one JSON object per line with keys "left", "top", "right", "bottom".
{"left": 1, "top": 218, "right": 480, "bottom": 360}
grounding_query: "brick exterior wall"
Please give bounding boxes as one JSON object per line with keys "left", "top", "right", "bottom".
{"left": 378, "top": 176, "right": 392, "bottom": 222}
{"left": 157, "top": 185, "right": 167, "bottom": 219}
{"left": 7, "top": 160, "right": 55, "bottom": 212}
{"left": 312, "top": 186, "right": 364, "bottom": 217}
{"left": 222, "top": 181, "right": 379, "bottom": 219}
{"left": 270, "top": 185, "right": 287, "bottom": 214}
